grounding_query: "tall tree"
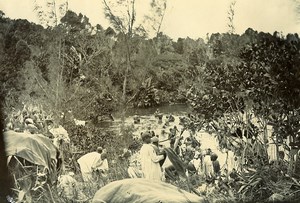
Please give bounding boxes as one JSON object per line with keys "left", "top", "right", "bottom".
{"left": 32, "top": 0, "right": 70, "bottom": 124}
{"left": 102, "top": 0, "right": 167, "bottom": 113}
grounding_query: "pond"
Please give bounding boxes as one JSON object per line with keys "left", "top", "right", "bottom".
{"left": 96, "top": 103, "right": 192, "bottom": 130}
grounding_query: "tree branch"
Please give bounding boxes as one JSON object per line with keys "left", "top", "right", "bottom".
{"left": 103, "top": 0, "right": 126, "bottom": 33}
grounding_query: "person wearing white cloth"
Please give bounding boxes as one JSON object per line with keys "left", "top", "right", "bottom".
{"left": 140, "top": 133, "right": 165, "bottom": 181}
{"left": 77, "top": 147, "right": 104, "bottom": 182}
{"left": 203, "top": 148, "right": 214, "bottom": 181}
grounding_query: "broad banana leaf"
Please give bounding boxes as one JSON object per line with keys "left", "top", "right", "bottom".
{"left": 92, "top": 178, "right": 208, "bottom": 203}
{"left": 4, "top": 130, "right": 61, "bottom": 182}
{"left": 164, "top": 147, "right": 187, "bottom": 178}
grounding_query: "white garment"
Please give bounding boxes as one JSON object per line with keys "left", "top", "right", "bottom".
{"left": 78, "top": 152, "right": 103, "bottom": 181}
{"left": 78, "top": 152, "right": 102, "bottom": 173}
{"left": 140, "top": 144, "right": 164, "bottom": 181}
{"left": 203, "top": 155, "right": 213, "bottom": 178}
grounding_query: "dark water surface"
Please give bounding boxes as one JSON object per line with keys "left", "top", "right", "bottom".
{"left": 97, "top": 104, "right": 192, "bottom": 130}
{"left": 114, "top": 103, "right": 192, "bottom": 118}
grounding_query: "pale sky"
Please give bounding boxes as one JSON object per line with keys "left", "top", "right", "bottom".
{"left": 1, "top": 0, "right": 300, "bottom": 40}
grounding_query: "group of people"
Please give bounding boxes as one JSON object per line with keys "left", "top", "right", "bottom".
{"left": 134, "top": 113, "right": 221, "bottom": 186}
{"left": 202, "top": 148, "right": 221, "bottom": 182}
{"left": 76, "top": 113, "right": 221, "bottom": 187}
{"left": 5, "top": 105, "right": 54, "bottom": 135}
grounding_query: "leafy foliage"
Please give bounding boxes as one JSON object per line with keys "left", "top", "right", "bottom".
{"left": 237, "top": 164, "right": 300, "bottom": 202}
{"left": 3, "top": 4, "right": 300, "bottom": 202}
{"left": 184, "top": 30, "right": 300, "bottom": 202}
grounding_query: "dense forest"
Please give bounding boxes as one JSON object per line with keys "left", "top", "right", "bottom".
{"left": 1, "top": 4, "right": 300, "bottom": 202}
{"left": 2, "top": 9, "right": 299, "bottom": 123}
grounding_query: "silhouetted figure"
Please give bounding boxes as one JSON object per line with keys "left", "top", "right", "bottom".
{"left": 167, "top": 114, "right": 175, "bottom": 122}
{"left": 133, "top": 115, "right": 141, "bottom": 124}
{"left": 154, "top": 109, "right": 163, "bottom": 124}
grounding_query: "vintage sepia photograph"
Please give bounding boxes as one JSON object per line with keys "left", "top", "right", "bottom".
{"left": 1, "top": 0, "right": 300, "bottom": 202}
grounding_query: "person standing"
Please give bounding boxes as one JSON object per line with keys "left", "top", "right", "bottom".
{"left": 140, "top": 132, "right": 165, "bottom": 181}
{"left": 169, "top": 128, "right": 176, "bottom": 148}
{"left": 211, "top": 153, "right": 221, "bottom": 177}
{"left": 203, "top": 148, "right": 214, "bottom": 182}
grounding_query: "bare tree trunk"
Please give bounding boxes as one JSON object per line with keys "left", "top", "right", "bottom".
{"left": 122, "top": 58, "right": 130, "bottom": 105}
{"left": 121, "top": 60, "right": 130, "bottom": 124}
